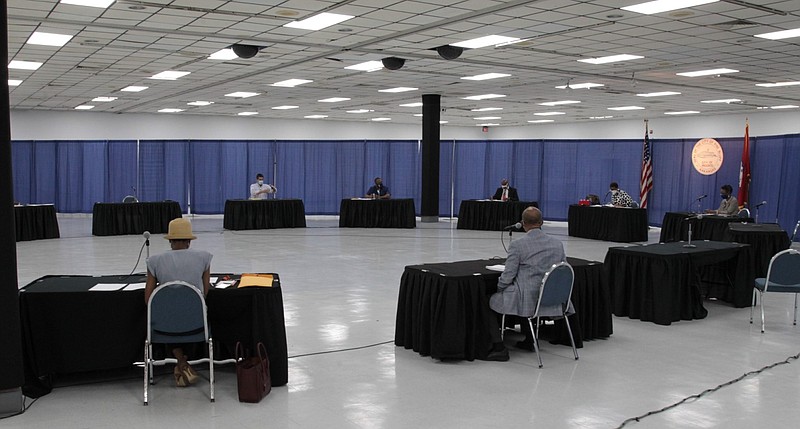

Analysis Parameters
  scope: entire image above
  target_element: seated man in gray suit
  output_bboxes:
[486,206,566,361]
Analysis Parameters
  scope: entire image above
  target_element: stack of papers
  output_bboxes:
[486,265,505,272]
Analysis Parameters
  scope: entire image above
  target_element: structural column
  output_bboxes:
[420,94,440,223]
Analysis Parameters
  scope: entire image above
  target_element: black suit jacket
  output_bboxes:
[492,187,519,201]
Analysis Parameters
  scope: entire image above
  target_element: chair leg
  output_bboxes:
[143,341,150,406]
[563,314,579,361]
[500,314,506,340]
[528,318,543,368]
[759,290,765,333]
[794,294,798,326]
[750,289,756,324]
[209,338,215,403]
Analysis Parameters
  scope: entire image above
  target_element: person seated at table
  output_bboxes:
[486,207,567,361]
[250,173,276,200]
[492,178,519,201]
[366,177,391,199]
[705,184,738,216]
[609,182,635,207]
[145,218,213,387]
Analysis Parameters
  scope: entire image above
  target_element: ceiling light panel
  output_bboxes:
[272,79,313,87]
[622,0,718,15]
[754,28,800,40]
[208,49,238,61]
[121,86,148,92]
[755,81,800,88]
[636,91,681,97]
[664,111,700,115]
[700,99,740,103]
[399,102,423,107]
[74,105,94,110]
[462,94,506,101]
[158,108,183,113]
[378,87,418,93]
[92,96,117,102]
[319,97,350,103]
[149,71,191,80]
[534,112,565,116]
[461,73,511,81]
[284,12,354,31]
[238,112,258,116]
[453,35,520,49]
[555,83,604,89]
[225,92,259,98]
[272,105,299,110]
[8,60,42,70]
[345,61,384,72]
[676,68,738,77]
[27,32,73,47]
[608,106,645,111]
[539,100,580,106]
[60,0,115,7]
[578,54,643,65]
[8,79,22,86]
[471,107,503,112]
[187,101,214,106]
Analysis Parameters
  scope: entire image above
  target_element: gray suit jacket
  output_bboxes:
[489,228,567,317]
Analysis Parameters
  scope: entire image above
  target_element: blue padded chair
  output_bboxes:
[122,195,138,203]
[144,281,214,405]
[501,262,579,368]
[738,208,750,218]
[750,249,800,333]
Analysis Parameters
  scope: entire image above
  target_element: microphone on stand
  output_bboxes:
[696,194,707,201]
[503,222,522,231]
[143,231,151,258]
[603,191,611,203]
[755,201,767,208]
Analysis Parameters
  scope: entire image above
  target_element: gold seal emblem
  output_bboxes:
[692,138,724,175]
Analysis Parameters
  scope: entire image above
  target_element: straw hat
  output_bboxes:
[164,218,196,240]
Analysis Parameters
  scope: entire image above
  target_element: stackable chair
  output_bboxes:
[750,249,800,333]
[738,208,750,218]
[144,281,214,405]
[122,195,139,203]
[791,220,800,250]
[501,262,579,368]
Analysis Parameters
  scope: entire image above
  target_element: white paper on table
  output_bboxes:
[90,283,126,291]
[209,277,218,284]
[215,280,237,289]
[122,282,146,291]
[486,264,505,272]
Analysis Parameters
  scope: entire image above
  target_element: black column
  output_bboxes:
[421,94,440,223]
[0,0,24,393]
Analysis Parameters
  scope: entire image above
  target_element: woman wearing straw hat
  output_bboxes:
[144,218,213,387]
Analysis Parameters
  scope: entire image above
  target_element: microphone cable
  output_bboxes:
[118,240,147,281]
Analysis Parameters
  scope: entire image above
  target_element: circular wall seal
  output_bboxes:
[692,138,724,175]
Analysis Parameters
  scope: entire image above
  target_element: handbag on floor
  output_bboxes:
[235,341,271,403]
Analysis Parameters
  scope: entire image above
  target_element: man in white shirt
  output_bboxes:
[250,173,276,199]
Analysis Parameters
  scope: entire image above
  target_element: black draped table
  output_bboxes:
[395,257,612,361]
[223,199,306,230]
[14,204,60,241]
[339,198,416,228]
[19,273,288,396]
[568,205,648,242]
[659,212,753,243]
[92,201,182,236]
[456,200,539,231]
[606,241,755,326]
[724,223,790,277]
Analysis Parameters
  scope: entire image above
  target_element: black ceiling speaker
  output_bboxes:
[232,44,260,59]
[436,45,463,60]
[381,57,406,70]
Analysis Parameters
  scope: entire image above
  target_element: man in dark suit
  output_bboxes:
[492,179,519,201]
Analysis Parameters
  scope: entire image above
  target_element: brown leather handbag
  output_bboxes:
[235,342,271,403]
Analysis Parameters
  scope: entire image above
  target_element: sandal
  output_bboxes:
[174,366,189,387]
[181,364,200,385]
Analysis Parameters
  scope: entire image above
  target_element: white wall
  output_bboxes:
[10,109,800,141]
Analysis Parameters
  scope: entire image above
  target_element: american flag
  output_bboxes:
[639,122,653,208]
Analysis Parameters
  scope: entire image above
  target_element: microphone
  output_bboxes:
[696,194,707,201]
[143,231,150,246]
[603,191,611,203]
[503,222,522,231]
[755,201,767,208]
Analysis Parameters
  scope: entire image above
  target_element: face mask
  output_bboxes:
[258,180,263,185]
[721,194,729,200]
[611,190,618,194]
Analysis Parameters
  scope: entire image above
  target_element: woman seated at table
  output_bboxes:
[144,218,213,387]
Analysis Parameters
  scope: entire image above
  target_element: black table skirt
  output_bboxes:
[394,257,612,361]
[568,205,648,242]
[659,212,753,243]
[223,199,307,230]
[19,274,288,397]
[605,241,755,325]
[92,201,182,236]
[14,205,60,241]
[456,200,539,231]
[339,198,416,228]
[724,223,790,277]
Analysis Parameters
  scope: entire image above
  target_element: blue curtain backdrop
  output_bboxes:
[10,134,800,230]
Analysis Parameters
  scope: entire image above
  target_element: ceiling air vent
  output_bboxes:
[710,20,759,30]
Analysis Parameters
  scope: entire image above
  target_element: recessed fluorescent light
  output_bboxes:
[347,109,373,113]
[636,91,681,97]
[60,0,115,7]
[478,123,500,126]
[534,112,565,116]
[676,68,738,77]
[578,54,643,64]
[461,73,511,81]
[700,98,741,104]
[754,28,800,41]
[453,35,520,49]
[371,117,391,121]
[471,107,503,112]
[187,101,214,106]
[91,96,117,102]
[665,111,700,115]
[27,31,73,47]
[622,0,718,15]
[399,102,423,107]
[555,82,604,89]
[589,116,614,119]
[272,79,313,87]
[439,121,448,124]
[284,12,354,31]
[238,111,258,116]
[121,86,148,92]
[158,108,183,113]
[208,48,238,60]
[304,115,328,119]
[379,87,418,93]
[74,105,94,110]
[413,114,423,117]
[149,70,190,80]
[770,105,799,109]
[527,119,554,123]
[272,105,299,110]
[608,106,645,111]
[474,116,501,120]
[345,61,384,72]
[8,79,22,86]
[8,60,42,70]
[225,92,260,98]
[318,97,350,103]
[462,94,506,101]
[755,81,800,88]
[539,100,580,106]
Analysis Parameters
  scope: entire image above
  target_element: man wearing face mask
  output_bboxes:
[609,182,635,207]
[706,184,738,215]
[492,179,519,202]
[250,173,276,200]
[366,177,391,199]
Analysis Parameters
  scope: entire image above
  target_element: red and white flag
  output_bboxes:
[639,121,653,208]
[737,120,750,207]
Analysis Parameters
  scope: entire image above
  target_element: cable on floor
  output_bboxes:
[0,396,38,420]
[614,351,800,428]
[288,340,394,359]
